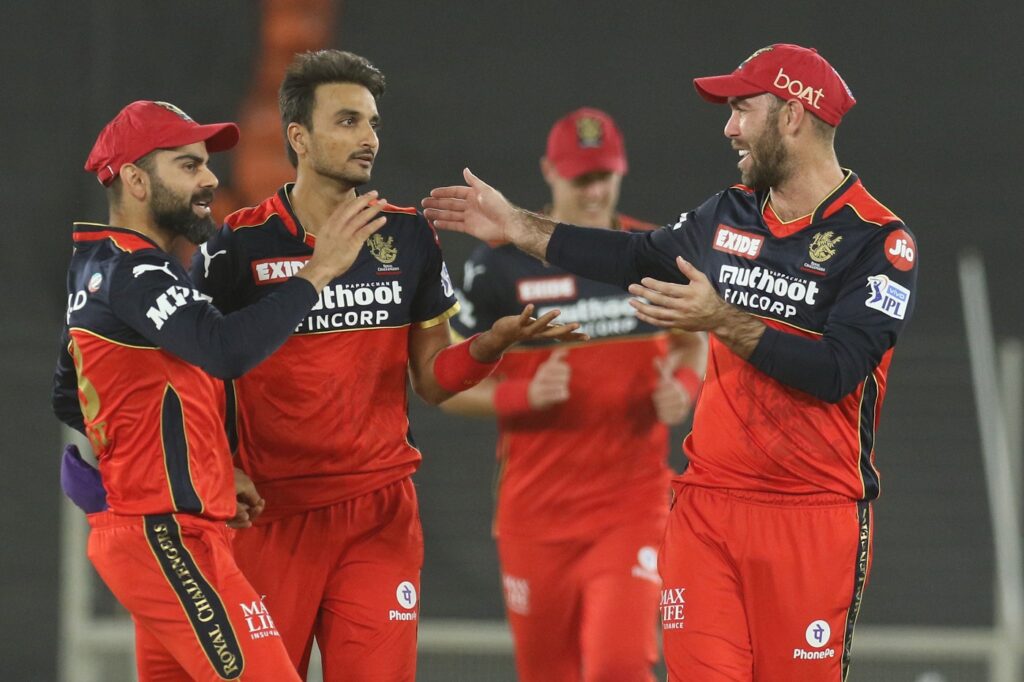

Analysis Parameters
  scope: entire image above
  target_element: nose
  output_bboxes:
[200,165,219,190]
[363,122,379,151]
[724,110,741,139]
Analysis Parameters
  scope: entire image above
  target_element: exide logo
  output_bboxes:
[773,68,825,109]
[252,257,311,285]
[713,225,764,259]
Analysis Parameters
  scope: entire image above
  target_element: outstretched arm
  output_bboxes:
[423,169,557,261]
[409,306,586,405]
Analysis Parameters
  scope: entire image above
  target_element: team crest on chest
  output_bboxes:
[802,231,842,276]
[808,231,842,263]
[367,234,398,264]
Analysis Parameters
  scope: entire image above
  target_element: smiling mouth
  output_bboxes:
[193,199,212,215]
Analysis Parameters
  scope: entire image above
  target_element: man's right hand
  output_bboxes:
[423,169,558,261]
[299,191,388,290]
[527,347,572,410]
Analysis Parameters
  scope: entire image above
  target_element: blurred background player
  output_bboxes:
[190,50,584,682]
[52,100,388,681]
[442,107,705,682]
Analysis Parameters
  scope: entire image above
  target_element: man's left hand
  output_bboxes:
[229,467,265,529]
[472,304,588,362]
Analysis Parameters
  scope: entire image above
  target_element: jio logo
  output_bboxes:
[805,620,831,648]
[396,581,418,610]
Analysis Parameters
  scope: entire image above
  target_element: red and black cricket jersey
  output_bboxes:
[52,223,320,518]
[451,215,674,541]
[547,171,918,501]
[191,185,460,520]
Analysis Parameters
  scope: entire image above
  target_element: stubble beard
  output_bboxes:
[742,115,792,192]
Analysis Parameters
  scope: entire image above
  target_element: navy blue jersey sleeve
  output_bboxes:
[545,201,714,289]
[450,245,508,338]
[749,223,919,402]
[110,251,318,379]
[189,226,242,313]
[411,215,460,326]
[51,326,86,434]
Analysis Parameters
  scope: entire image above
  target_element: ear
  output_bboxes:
[780,100,807,136]
[539,157,557,186]
[287,122,308,160]
[119,163,149,201]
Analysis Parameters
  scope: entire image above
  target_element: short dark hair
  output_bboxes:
[279,50,386,167]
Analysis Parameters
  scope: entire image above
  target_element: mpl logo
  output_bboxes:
[865,274,910,320]
[773,68,825,110]
[389,581,418,622]
[713,224,763,259]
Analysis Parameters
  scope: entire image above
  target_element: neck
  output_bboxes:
[108,206,178,252]
[291,169,359,233]
[767,150,845,222]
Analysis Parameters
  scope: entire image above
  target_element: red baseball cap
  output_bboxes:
[545,107,628,179]
[693,44,856,126]
[85,100,239,186]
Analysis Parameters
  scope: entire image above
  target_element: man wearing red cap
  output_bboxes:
[51,99,390,681]
[186,50,583,682]
[425,43,918,681]
[441,107,705,682]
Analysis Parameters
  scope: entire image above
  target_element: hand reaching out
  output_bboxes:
[472,304,588,362]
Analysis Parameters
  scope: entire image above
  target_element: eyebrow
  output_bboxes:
[334,108,381,123]
[172,153,207,164]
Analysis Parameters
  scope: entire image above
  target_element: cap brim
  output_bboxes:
[693,74,765,103]
[159,122,240,154]
[552,156,628,180]
[195,122,239,153]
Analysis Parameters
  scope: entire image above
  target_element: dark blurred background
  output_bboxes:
[2,1,1021,679]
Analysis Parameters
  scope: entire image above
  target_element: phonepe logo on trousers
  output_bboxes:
[660,587,686,630]
[794,619,836,661]
[389,581,418,622]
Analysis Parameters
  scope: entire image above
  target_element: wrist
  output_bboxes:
[434,334,500,392]
[295,262,331,292]
[493,379,533,417]
[469,330,506,363]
